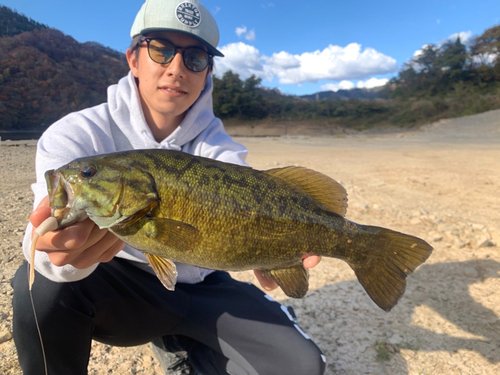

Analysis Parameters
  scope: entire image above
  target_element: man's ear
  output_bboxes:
[126,49,139,78]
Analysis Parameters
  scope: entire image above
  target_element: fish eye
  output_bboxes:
[80,165,97,179]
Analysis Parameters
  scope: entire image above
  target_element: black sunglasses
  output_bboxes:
[140,37,213,72]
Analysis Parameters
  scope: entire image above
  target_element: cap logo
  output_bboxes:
[176,2,202,28]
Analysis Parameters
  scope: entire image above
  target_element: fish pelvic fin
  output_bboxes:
[265,166,348,217]
[263,265,310,298]
[145,254,178,291]
[349,227,433,311]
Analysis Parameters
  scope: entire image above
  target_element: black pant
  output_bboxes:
[12,259,326,375]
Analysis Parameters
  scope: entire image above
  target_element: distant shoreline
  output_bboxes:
[3,108,500,142]
[0,130,44,141]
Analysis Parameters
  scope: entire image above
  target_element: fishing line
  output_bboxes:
[28,216,59,375]
[28,269,48,375]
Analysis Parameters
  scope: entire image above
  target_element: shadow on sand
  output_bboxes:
[283,259,500,374]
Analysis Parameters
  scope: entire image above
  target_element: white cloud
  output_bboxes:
[245,29,256,41]
[320,77,389,92]
[275,43,396,84]
[235,26,247,37]
[321,81,355,92]
[235,26,256,41]
[214,42,398,86]
[215,42,265,78]
[264,51,301,69]
[357,77,389,89]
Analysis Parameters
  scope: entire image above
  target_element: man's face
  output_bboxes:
[127,31,209,128]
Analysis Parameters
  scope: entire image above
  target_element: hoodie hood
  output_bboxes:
[107,71,220,151]
[165,73,218,147]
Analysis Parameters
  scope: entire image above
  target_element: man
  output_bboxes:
[12,1,326,374]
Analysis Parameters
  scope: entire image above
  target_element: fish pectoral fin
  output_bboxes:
[144,217,201,253]
[263,265,310,299]
[145,253,178,291]
[265,166,348,217]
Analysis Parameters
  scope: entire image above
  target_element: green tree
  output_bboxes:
[213,71,244,117]
[413,44,440,74]
[213,72,268,119]
[437,38,467,71]
[470,24,500,65]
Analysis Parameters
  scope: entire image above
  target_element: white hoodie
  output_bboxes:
[23,71,248,284]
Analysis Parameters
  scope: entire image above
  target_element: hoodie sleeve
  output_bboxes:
[23,111,114,283]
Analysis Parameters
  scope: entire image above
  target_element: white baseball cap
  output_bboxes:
[130,0,224,57]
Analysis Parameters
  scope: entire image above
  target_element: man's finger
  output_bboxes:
[30,196,51,227]
[254,270,278,291]
[303,255,321,269]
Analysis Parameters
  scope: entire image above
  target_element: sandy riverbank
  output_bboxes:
[1,110,499,374]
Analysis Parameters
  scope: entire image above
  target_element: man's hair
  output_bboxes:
[130,35,143,60]
[129,34,214,72]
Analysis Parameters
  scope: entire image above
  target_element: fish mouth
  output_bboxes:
[45,170,88,228]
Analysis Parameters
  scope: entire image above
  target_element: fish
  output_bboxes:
[33,149,433,311]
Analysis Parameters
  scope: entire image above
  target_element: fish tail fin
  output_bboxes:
[347,227,433,311]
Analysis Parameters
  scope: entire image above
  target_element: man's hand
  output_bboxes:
[254,256,322,291]
[30,196,125,269]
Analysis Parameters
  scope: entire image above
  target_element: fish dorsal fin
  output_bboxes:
[263,265,310,298]
[145,253,178,291]
[265,166,348,217]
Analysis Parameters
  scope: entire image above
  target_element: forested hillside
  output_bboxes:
[0,6,129,130]
[1,4,500,133]
[0,5,47,36]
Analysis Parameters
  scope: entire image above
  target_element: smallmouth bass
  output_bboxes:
[34,149,432,311]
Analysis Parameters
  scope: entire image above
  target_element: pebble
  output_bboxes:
[428,231,443,242]
[476,236,494,248]
[0,330,12,344]
[388,334,403,345]
[463,266,479,278]
[453,236,466,248]
[472,223,486,231]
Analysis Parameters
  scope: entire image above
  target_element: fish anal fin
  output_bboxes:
[264,265,310,298]
[145,253,178,291]
[265,166,348,216]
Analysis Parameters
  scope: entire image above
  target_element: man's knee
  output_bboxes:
[276,338,326,375]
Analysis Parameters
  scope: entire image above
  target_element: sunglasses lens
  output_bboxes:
[147,39,176,65]
[145,38,210,72]
[183,48,209,72]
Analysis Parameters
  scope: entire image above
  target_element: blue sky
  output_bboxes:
[4,0,500,95]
